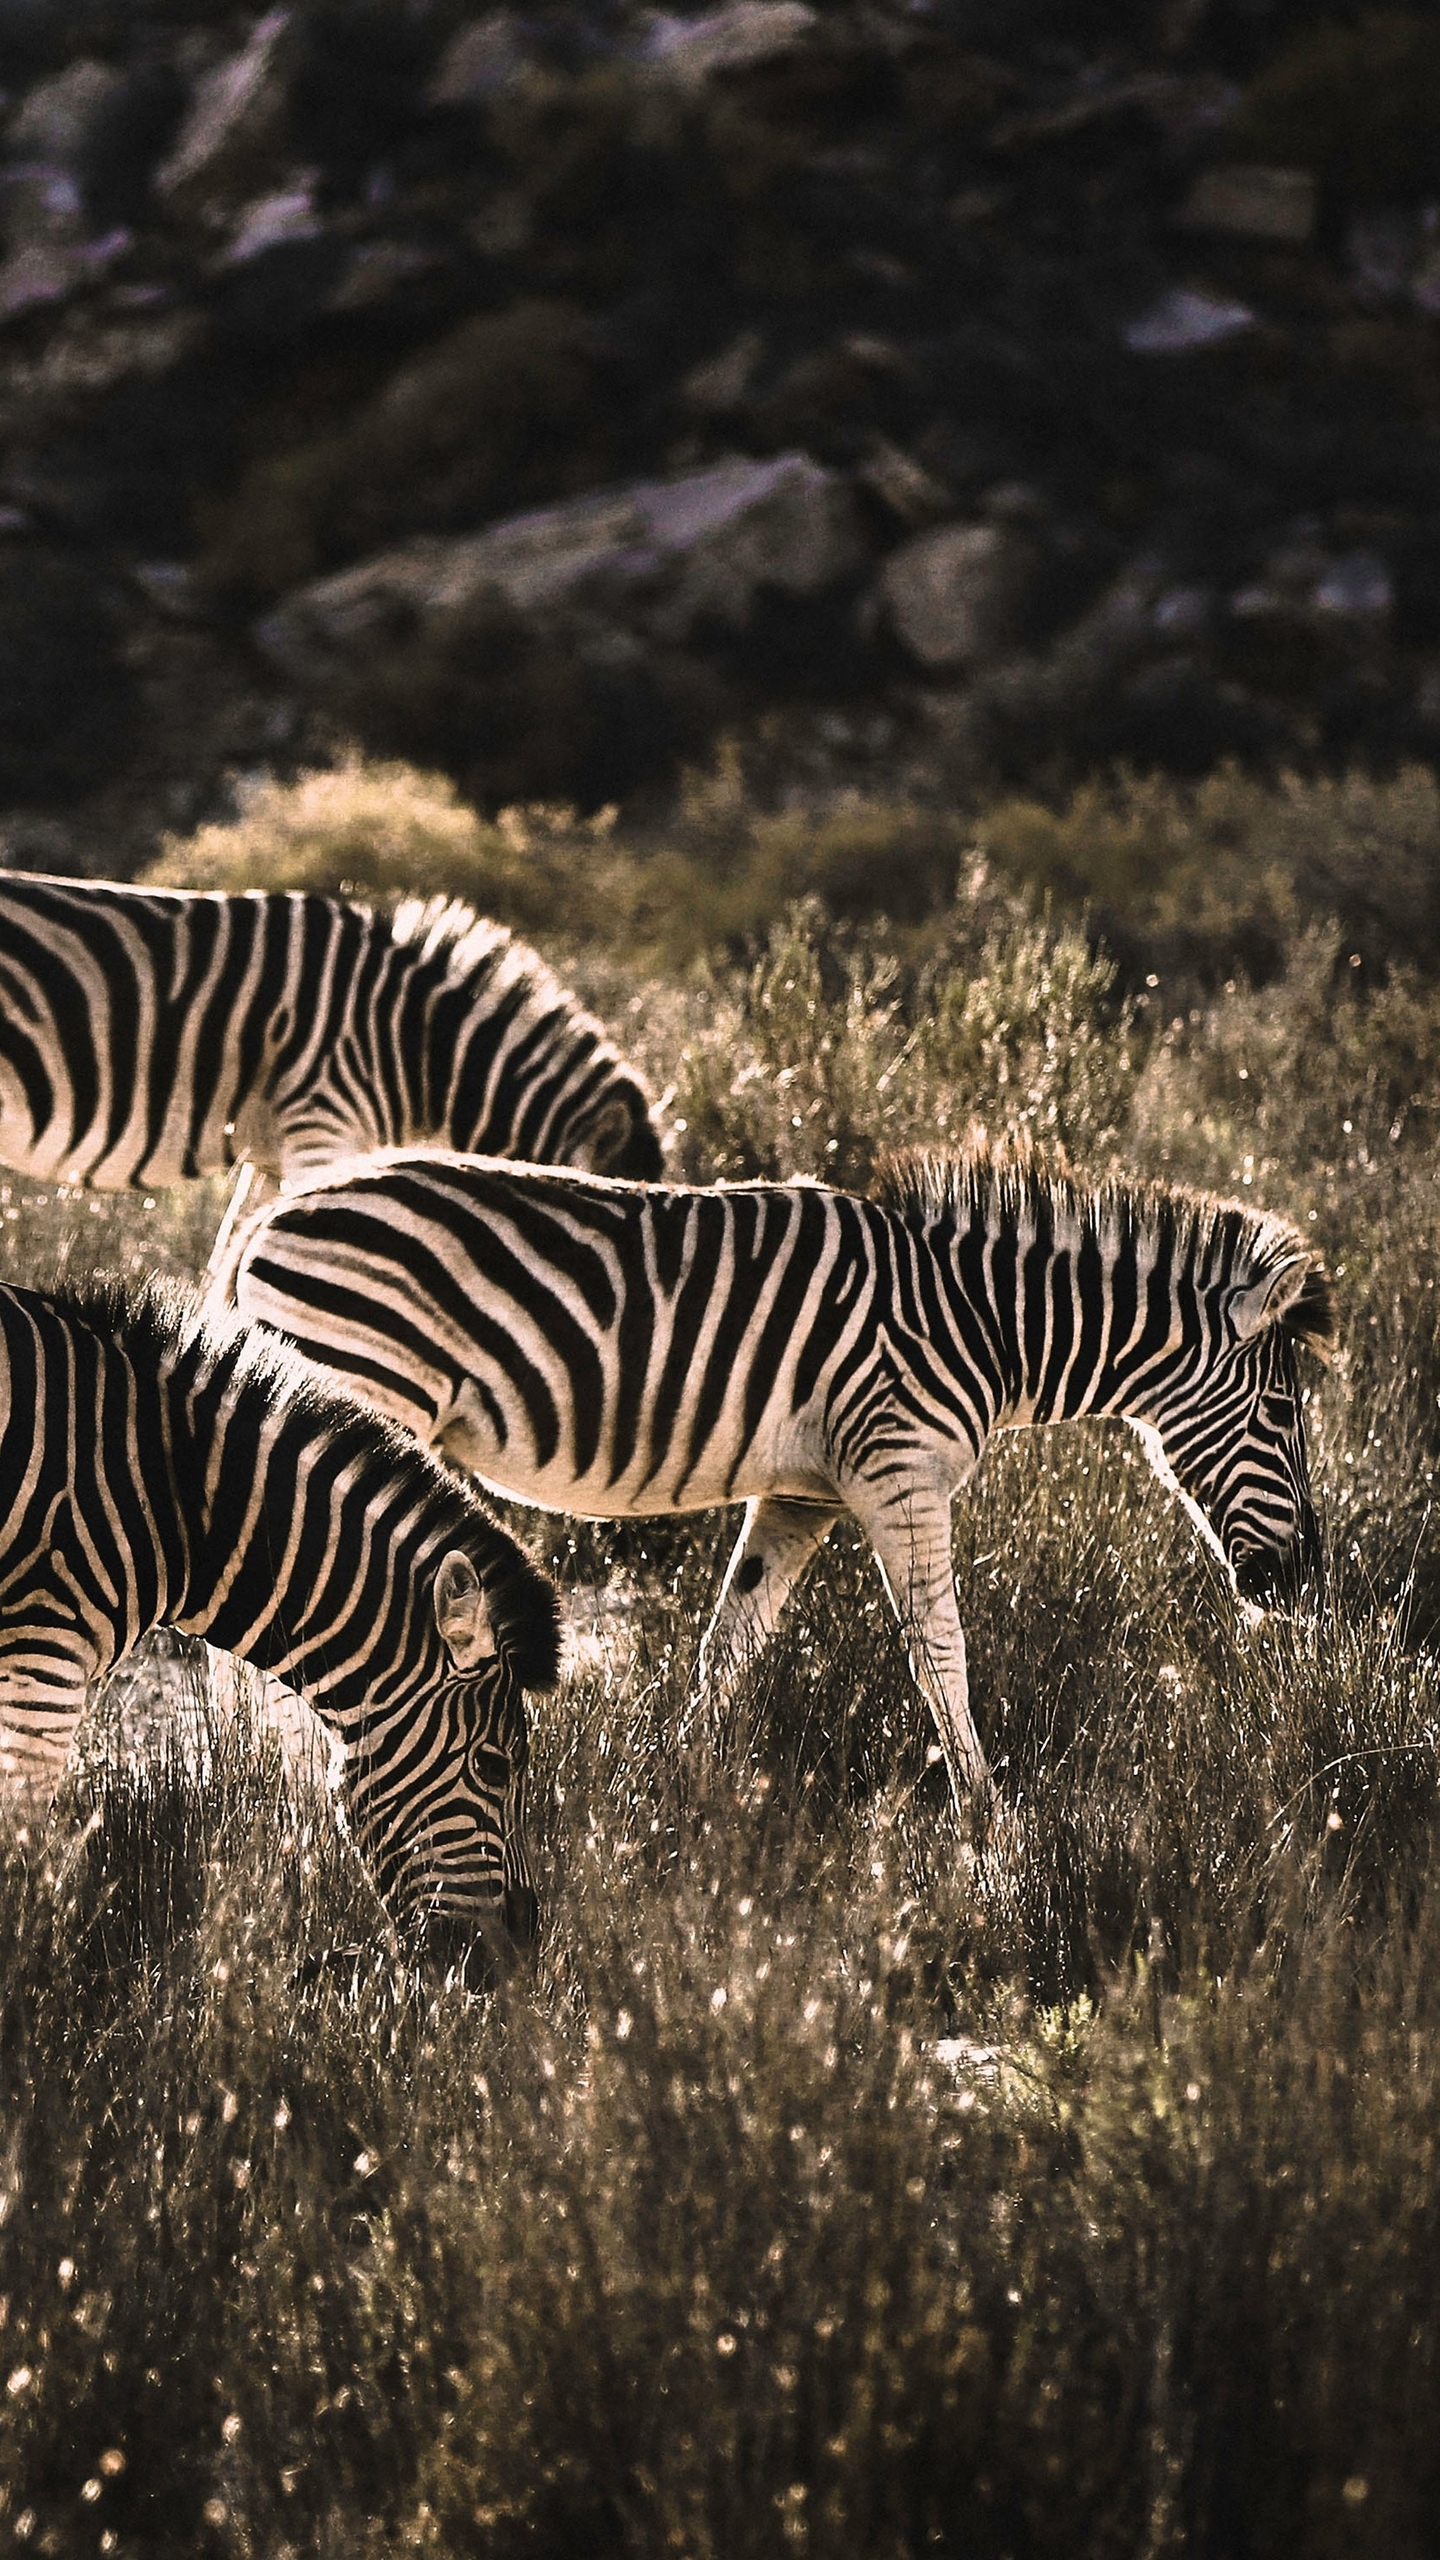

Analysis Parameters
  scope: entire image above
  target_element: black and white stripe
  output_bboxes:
[217,1141,1333,1798]
[0,1277,559,1967]
[0,871,661,1191]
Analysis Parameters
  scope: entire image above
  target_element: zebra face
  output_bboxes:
[1142,1323,1322,1608]
[416,1550,537,1977]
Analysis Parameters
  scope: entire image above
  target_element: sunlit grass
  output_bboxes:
[4,872,1440,2552]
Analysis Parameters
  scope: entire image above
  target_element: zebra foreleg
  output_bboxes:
[846,1481,992,1807]
[698,1495,842,1707]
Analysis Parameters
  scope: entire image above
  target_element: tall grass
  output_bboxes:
[6,778,1440,2553]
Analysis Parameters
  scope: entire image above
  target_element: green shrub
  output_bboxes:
[672,896,1135,1187]
[198,300,609,599]
[973,763,1440,981]
[143,757,626,944]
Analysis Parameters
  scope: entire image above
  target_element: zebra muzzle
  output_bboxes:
[1234,1537,1323,1611]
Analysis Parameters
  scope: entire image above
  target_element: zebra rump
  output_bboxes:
[216,1139,1334,1807]
[0,871,662,1189]
[0,1273,559,1970]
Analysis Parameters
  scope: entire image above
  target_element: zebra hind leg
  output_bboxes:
[696,1496,842,1732]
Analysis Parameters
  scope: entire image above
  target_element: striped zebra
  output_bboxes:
[0,869,661,1196]
[215,1141,1333,1802]
[0,1276,559,1969]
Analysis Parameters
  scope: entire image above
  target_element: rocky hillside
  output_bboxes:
[3,0,1440,870]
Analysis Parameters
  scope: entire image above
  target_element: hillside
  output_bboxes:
[3,0,1440,872]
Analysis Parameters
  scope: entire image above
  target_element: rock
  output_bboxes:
[1174,164,1315,245]
[155,11,294,220]
[680,329,766,417]
[6,59,125,170]
[1123,286,1256,354]
[0,158,84,249]
[0,227,129,324]
[1313,550,1392,623]
[875,521,1031,670]
[639,2,816,90]
[256,452,863,686]
[1414,244,1440,319]
[1346,208,1423,303]
[857,437,953,529]
[425,15,534,107]
[220,181,321,266]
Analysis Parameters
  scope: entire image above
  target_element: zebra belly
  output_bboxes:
[441,1380,835,1522]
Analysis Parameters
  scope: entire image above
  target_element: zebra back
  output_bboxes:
[0,871,661,1189]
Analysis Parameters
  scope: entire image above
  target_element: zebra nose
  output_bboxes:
[422,1895,532,1989]
[1234,1536,1323,1611]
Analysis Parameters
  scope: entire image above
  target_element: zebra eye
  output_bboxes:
[468,1744,513,1796]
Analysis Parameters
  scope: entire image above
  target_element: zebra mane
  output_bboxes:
[388,895,518,979]
[39,1275,562,1686]
[870,1137,1336,1356]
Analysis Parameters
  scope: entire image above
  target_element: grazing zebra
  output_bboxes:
[215,1141,1333,1802]
[0,870,662,1195]
[0,1276,559,1969]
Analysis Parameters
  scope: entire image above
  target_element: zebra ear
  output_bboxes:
[435,1551,498,1670]
[1227,1253,1313,1344]
[585,1098,634,1173]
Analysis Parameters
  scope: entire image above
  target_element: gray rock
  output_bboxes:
[6,59,125,165]
[639,2,816,89]
[1313,550,1392,623]
[426,15,534,107]
[0,160,82,249]
[857,437,953,529]
[0,228,129,324]
[1122,285,1255,354]
[875,521,1031,671]
[680,329,766,416]
[1345,208,1422,303]
[156,11,294,220]
[220,181,321,266]
[256,452,863,685]
[1174,165,1315,246]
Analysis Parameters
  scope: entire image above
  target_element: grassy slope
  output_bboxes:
[3,847,1440,2556]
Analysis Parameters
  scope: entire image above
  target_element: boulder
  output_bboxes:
[155,11,295,220]
[1174,164,1315,244]
[6,59,126,167]
[639,2,816,89]
[1122,285,1256,354]
[425,15,535,107]
[875,521,1032,670]
[256,452,863,686]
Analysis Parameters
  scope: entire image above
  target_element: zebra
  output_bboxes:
[213,1139,1333,1804]
[0,870,662,1202]
[0,1275,559,1970]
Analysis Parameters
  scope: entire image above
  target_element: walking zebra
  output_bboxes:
[215,1141,1333,1801]
[0,870,661,1195]
[0,1276,559,1968]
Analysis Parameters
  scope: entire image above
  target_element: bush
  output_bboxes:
[972,762,1440,985]
[672,893,1135,1188]
[198,300,611,599]
[143,757,628,944]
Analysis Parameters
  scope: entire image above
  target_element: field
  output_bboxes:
[4,766,1440,2557]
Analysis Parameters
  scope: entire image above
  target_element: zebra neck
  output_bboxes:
[985,1218,1169,1430]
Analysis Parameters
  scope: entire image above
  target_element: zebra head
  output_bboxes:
[1134,1246,1332,1609]
[344,1547,560,1983]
